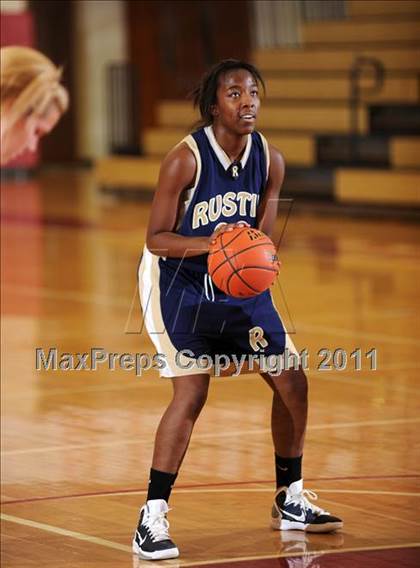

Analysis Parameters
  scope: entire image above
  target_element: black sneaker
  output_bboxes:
[271,480,343,533]
[132,499,179,560]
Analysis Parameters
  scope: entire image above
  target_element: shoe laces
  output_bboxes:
[144,508,171,542]
[288,489,329,516]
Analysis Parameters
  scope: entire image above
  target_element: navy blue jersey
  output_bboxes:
[164,125,270,273]
[138,126,298,378]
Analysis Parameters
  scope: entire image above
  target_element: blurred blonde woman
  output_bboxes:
[1,46,68,165]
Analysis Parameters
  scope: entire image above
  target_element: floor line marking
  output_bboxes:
[3,485,420,506]
[0,513,131,552]
[108,488,420,499]
[314,489,420,497]
[2,513,419,565]
[3,416,419,456]
[319,496,420,528]
[176,543,420,567]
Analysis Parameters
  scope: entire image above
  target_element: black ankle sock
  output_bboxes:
[147,468,178,503]
[275,454,302,488]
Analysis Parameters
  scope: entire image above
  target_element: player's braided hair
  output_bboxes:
[190,59,265,128]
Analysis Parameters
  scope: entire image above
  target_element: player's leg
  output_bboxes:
[261,366,307,458]
[151,372,210,473]
[133,373,210,560]
[262,368,343,533]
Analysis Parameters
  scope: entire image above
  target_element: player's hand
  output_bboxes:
[209,221,250,245]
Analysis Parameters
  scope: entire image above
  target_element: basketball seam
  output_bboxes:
[210,241,276,280]
[237,266,278,272]
[208,227,249,256]
[228,266,278,297]
[219,231,240,284]
[226,267,260,295]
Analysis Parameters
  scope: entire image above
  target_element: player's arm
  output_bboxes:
[256,146,285,238]
[146,143,210,258]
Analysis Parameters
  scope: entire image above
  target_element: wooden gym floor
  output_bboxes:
[1,169,419,567]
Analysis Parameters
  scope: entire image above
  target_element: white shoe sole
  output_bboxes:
[271,518,343,533]
[132,539,180,560]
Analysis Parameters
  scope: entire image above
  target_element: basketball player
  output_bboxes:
[133,59,342,560]
[1,46,68,166]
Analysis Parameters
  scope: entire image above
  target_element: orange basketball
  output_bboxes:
[208,226,280,298]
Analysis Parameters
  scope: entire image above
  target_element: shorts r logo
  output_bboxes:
[249,326,268,351]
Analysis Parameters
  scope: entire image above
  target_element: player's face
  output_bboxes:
[1,103,61,165]
[212,69,261,135]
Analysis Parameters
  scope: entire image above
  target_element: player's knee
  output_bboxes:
[173,380,209,418]
[279,367,308,402]
[181,390,208,418]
